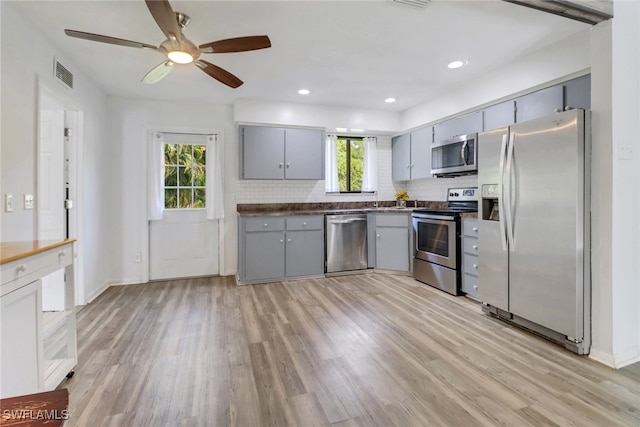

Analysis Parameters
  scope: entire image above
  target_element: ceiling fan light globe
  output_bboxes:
[167,51,193,64]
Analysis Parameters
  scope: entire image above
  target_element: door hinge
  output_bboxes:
[64,199,73,209]
[64,128,72,138]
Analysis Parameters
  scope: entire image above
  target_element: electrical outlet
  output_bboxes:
[134,252,142,263]
[24,194,34,210]
[5,194,13,212]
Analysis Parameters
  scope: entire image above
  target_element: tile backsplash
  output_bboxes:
[233,135,479,205]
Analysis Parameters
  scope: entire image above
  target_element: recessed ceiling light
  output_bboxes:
[350,129,365,133]
[336,127,348,132]
[385,98,396,103]
[298,89,310,95]
[447,60,467,69]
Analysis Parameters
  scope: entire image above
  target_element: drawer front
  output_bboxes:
[463,253,479,277]
[463,236,478,255]
[375,213,409,227]
[245,217,286,232]
[463,274,479,298]
[1,243,73,296]
[286,215,324,231]
[463,219,479,237]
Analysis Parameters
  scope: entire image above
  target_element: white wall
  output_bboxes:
[1,2,112,304]
[106,97,236,281]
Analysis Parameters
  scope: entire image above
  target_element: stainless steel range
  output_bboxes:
[412,187,478,296]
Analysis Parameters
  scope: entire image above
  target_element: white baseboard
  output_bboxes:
[589,347,640,369]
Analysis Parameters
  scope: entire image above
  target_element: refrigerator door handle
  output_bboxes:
[498,134,508,251]
[505,131,516,251]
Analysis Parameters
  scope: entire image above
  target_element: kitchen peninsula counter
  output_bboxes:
[0,239,76,265]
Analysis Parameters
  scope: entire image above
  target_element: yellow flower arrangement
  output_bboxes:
[395,190,410,201]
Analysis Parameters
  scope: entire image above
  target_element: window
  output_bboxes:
[337,137,364,192]
[164,143,206,209]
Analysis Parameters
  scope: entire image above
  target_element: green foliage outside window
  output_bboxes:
[164,144,206,209]
[337,137,364,192]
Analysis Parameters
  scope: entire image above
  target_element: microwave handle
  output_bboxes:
[460,140,468,165]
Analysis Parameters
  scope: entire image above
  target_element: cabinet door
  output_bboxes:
[515,85,563,123]
[564,74,590,111]
[1,281,42,398]
[242,126,285,179]
[286,230,324,277]
[392,133,411,181]
[285,129,325,180]
[244,231,286,281]
[375,227,410,271]
[434,111,483,142]
[410,127,432,180]
[483,101,515,131]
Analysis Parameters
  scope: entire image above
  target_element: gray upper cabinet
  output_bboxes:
[564,74,591,111]
[483,100,515,132]
[434,111,483,142]
[392,127,432,181]
[515,85,563,123]
[241,126,325,180]
[392,133,411,181]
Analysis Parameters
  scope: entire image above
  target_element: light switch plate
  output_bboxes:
[5,193,13,212]
[24,194,34,210]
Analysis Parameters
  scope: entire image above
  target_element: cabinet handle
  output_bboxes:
[279,163,283,169]
[302,222,307,226]
[472,245,478,250]
[472,227,478,232]
[287,238,292,243]
[279,239,284,243]
[376,234,381,238]
[286,163,290,168]
[59,250,67,256]
[473,264,478,269]
[17,264,27,272]
[474,285,478,290]
[406,164,411,169]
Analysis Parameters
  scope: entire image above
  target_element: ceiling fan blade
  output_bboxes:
[194,60,243,88]
[199,36,272,53]
[64,29,157,50]
[141,60,174,84]
[145,0,182,46]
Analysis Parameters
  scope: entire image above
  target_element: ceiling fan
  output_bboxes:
[64,0,271,88]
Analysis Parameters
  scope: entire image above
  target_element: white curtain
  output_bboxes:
[325,134,339,192]
[206,135,225,220]
[147,132,165,220]
[361,137,378,192]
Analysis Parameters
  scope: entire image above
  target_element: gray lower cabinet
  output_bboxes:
[462,217,479,299]
[239,215,324,283]
[241,125,325,180]
[372,213,411,272]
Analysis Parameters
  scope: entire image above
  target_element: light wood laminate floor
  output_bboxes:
[63,274,640,426]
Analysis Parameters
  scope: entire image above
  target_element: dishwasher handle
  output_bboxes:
[327,217,367,224]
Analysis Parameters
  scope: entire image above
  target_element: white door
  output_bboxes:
[149,134,220,281]
[38,92,66,311]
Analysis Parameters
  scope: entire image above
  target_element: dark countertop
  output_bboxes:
[236,201,478,218]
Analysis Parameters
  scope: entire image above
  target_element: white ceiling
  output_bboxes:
[12,0,589,112]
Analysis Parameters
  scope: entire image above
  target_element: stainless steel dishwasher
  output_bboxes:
[325,214,368,273]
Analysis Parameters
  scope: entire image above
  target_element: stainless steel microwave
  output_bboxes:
[431,133,478,177]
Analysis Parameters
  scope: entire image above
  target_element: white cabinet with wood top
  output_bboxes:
[0,240,77,398]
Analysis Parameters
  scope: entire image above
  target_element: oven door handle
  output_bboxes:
[412,214,455,221]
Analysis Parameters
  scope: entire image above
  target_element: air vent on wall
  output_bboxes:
[54,59,74,89]
[390,0,431,9]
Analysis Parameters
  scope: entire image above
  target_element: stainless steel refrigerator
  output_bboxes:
[478,109,590,354]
